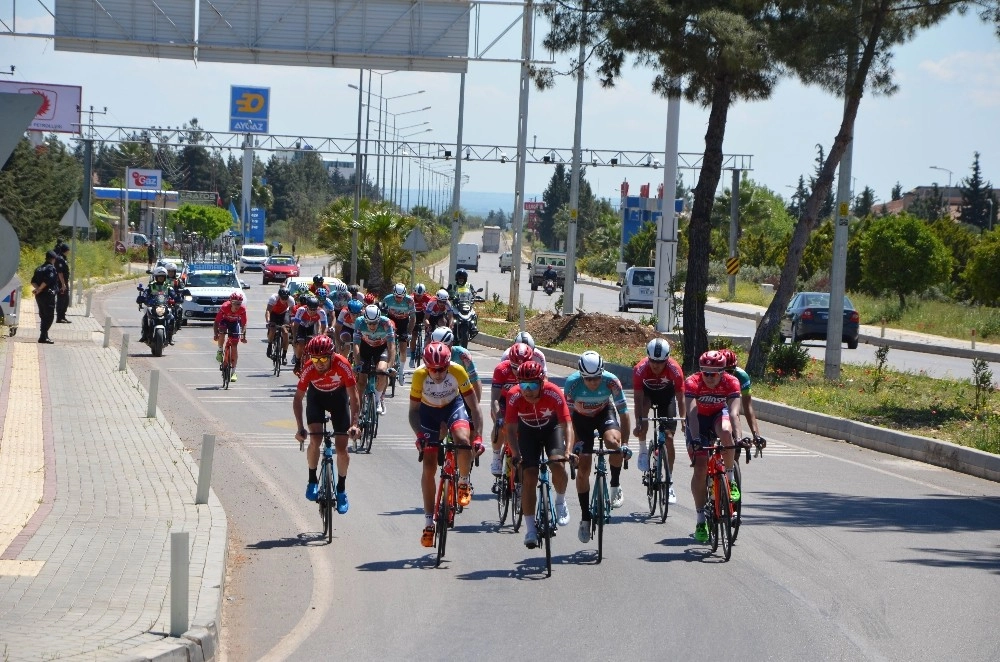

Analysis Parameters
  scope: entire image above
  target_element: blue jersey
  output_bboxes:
[382,293,415,321]
[451,345,479,384]
[354,316,396,347]
[732,366,751,393]
[564,370,629,417]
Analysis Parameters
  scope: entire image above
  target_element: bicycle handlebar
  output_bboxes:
[637,416,685,422]
[738,435,767,463]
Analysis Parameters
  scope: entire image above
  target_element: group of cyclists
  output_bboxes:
[212,263,766,549]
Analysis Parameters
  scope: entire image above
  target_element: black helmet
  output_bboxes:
[278,287,290,299]
[306,296,319,309]
[313,274,324,285]
[455,268,468,284]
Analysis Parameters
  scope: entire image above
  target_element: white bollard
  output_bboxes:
[485,282,489,301]
[170,531,189,637]
[579,292,584,310]
[75,280,83,304]
[119,334,129,371]
[880,318,886,338]
[147,370,159,418]
[85,290,93,317]
[519,305,526,332]
[528,290,535,311]
[103,316,112,348]
[196,434,217,505]
[971,329,976,350]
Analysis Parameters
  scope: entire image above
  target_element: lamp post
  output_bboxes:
[988,197,994,232]
[930,165,953,216]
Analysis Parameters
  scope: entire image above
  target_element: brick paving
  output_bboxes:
[0,295,225,661]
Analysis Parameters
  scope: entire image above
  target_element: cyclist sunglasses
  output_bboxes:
[519,381,542,392]
[310,356,331,365]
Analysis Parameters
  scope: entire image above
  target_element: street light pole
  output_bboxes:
[930,165,953,216]
[350,71,363,284]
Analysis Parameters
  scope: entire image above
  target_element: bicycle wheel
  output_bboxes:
[708,478,720,553]
[730,461,743,543]
[593,480,605,564]
[435,481,450,567]
[321,461,334,544]
[496,456,510,527]
[539,487,553,577]
[511,465,523,533]
[221,360,231,390]
[718,477,733,561]
[645,453,657,518]
[658,451,670,524]
[360,392,375,453]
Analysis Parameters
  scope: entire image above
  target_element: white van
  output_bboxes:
[456,243,480,272]
[239,244,269,272]
[0,274,21,337]
[618,266,656,312]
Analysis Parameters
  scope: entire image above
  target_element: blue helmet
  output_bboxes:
[347,299,363,314]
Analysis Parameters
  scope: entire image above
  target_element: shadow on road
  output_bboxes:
[895,546,1000,574]
[246,533,326,549]
[356,557,435,571]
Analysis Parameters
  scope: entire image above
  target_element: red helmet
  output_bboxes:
[229,291,244,302]
[509,342,533,365]
[423,342,452,369]
[517,360,544,382]
[364,292,377,305]
[719,348,738,369]
[699,350,727,372]
[306,335,334,356]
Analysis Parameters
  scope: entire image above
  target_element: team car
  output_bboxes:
[180,262,250,322]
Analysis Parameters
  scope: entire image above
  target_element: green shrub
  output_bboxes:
[768,341,810,377]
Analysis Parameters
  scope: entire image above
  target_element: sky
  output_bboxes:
[2,3,999,207]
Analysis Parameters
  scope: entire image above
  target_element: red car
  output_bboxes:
[261,255,300,285]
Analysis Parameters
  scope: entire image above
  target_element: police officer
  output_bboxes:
[31,251,60,344]
[54,242,71,323]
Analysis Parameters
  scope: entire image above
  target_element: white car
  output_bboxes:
[499,252,513,273]
[180,265,249,323]
[618,266,655,312]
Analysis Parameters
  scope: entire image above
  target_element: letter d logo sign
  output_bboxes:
[236,93,264,113]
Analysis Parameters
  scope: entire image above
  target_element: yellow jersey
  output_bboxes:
[410,363,474,407]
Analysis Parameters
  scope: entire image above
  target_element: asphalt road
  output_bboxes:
[96,271,1000,662]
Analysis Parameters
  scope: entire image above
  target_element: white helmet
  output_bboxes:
[646,338,671,361]
[392,283,407,296]
[513,331,535,350]
[415,283,426,295]
[363,304,381,322]
[436,288,450,302]
[431,327,454,345]
[578,351,604,377]
[152,266,168,278]
[162,262,177,273]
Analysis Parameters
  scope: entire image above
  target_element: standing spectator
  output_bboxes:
[291,240,296,254]
[54,242,71,323]
[277,242,283,254]
[31,251,60,344]
[146,242,155,271]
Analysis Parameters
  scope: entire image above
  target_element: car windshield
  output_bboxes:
[801,294,855,310]
[243,247,267,257]
[632,271,655,287]
[268,257,293,266]
[188,273,240,288]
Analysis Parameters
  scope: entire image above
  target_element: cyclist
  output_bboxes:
[409,342,484,548]
[293,336,361,513]
[309,274,325,294]
[331,282,352,314]
[504,361,573,547]
[314,287,336,316]
[564,350,631,543]
[411,283,433,365]
[501,330,548,374]
[265,287,293,363]
[632,338,686,504]
[214,292,248,382]
[139,266,176,344]
[353,304,396,415]
[382,283,416,370]
[334,299,364,355]
[292,296,328,375]
[425,289,453,333]
[685,350,743,544]
[719,348,765,444]
[489,342,534,476]
[430,327,481,401]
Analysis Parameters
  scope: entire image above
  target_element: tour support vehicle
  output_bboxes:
[239,243,270,272]
[529,251,567,291]
[180,262,249,323]
[618,266,656,312]
[0,274,21,337]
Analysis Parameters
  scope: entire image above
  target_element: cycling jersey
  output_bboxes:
[504,381,571,429]
[684,372,741,416]
[412,292,433,313]
[214,301,247,328]
[491,359,520,396]
[500,346,548,373]
[266,293,292,316]
[731,366,752,393]
[333,291,352,310]
[563,371,629,418]
[336,308,357,331]
[382,293,415,321]
[316,297,335,314]
[632,357,685,396]
[451,345,479,384]
[353,316,396,348]
[410,363,474,407]
[425,300,451,321]
[293,307,328,329]
[296,355,356,392]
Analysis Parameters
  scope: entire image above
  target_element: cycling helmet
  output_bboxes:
[517,360,544,383]
[509,342,533,365]
[513,331,535,350]
[348,285,359,296]
[430,327,454,345]
[347,299,363,314]
[455,268,468,284]
[415,283,426,295]
[578,351,604,377]
[392,283,407,296]
[436,289,450,301]
[423,341,452,369]
[315,287,329,298]
[313,274,324,285]
[278,287,290,299]
[362,304,381,322]
[306,335,335,356]
[646,338,671,361]
[229,291,244,303]
[305,296,319,309]
[699,350,727,372]
[152,266,168,278]
[719,348,738,369]
[364,293,377,305]
[335,282,348,293]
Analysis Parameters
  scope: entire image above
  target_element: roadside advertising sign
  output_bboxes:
[0,81,82,133]
[229,86,270,133]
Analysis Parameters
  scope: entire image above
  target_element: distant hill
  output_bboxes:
[400,190,543,216]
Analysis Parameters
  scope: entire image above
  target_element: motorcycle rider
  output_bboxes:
[449,268,480,340]
[163,261,184,333]
[139,266,176,344]
[543,264,558,292]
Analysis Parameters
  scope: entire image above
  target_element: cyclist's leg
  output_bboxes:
[330,390,352,480]
[687,426,710,511]
[304,389,326,489]
[446,401,473,483]
[571,412,597,515]
[545,424,569,495]
[281,325,290,358]
[634,393,651,457]
[713,409,736,470]
[418,406,445,527]
[267,321,276,345]
[375,355,390,396]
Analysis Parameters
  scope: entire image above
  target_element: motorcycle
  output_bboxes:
[452,288,484,349]
[543,279,556,296]
[137,285,172,357]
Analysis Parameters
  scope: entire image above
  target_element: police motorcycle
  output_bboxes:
[451,286,485,349]
[542,267,559,296]
[136,271,175,357]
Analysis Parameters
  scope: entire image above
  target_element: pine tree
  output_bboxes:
[853,185,876,217]
[786,175,809,220]
[809,145,835,220]
[538,164,569,249]
[891,182,903,201]
[958,151,997,231]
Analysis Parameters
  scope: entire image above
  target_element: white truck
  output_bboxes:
[456,242,480,272]
[481,226,501,253]
[529,250,567,291]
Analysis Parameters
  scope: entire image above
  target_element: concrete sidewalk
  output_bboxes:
[0,296,226,660]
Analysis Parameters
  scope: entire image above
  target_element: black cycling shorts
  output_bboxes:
[642,391,679,433]
[358,342,388,373]
[306,386,351,429]
[515,423,565,468]
[571,406,620,454]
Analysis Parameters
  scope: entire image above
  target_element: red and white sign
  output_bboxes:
[524,201,544,211]
[127,168,163,189]
[0,81,82,134]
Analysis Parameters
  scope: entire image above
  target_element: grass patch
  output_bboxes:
[17,241,136,293]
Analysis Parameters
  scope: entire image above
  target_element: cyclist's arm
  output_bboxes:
[685,394,700,440]
[503,399,520,458]
[407,398,422,436]
[264,304,272,324]
[740,392,759,438]
[490,383,504,421]
[292,388,307,435]
[727,395,742,441]
[461,387,483,434]
[347,385,361,426]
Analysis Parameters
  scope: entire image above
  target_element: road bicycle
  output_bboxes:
[639,407,684,523]
[577,432,630,564]
[412,324,426,368]
[389,337,406,397]
[526,453,574,578]
[493,430,522,531]
[301,416,351,544]
[353,364,389,454]
[700,435,755,561]
[730,434,766,543]
[266,324,287,377]
[218,327,244,389]
[420,436,477,567]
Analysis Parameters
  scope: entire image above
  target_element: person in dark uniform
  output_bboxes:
[31,251,60,344]
[147,242,156,271]
[54,242,71,323]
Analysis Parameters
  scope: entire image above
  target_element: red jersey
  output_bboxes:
[296,354,357,392]
[413,292,433,312]
[633,357,685,396]
[684,372,741,416]
[426,300,450,318]
[492,360,520,395]
[214,301,247,327]
[504,381,571,429]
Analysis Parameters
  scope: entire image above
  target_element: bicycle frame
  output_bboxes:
[640,408,683,523]
[430,437,474,567]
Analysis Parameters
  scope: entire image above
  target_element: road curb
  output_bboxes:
[472,332,1000,484]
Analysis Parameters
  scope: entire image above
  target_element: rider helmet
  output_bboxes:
[347,299,364,314]
[364,293,377,305]
[436,289,450,302]
[430,327,454,345]
[348,285,359,296]
[699,350,727,372]
[362,304,381,323]
[509,342,533,366]
[392,283,407,297]
[455,268,468,285]
[415,283,426,295]
[278,287,290,299]
[163,262,177,274]
[578,351,604,377]
[305,296,319,310]
[229,291,245,304]
[423,342,452,369]
[517,360,544,383]
[312,274,324,285]
[315,287,328,299]
[306,335,335,356]
[719,348,738,369]
[646,338,671,362]
[335,282,348,293]
[513,331,535,350]
[152,266,168,279]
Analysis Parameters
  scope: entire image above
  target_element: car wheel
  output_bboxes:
[239,267,245,273]
[847,337,859,350]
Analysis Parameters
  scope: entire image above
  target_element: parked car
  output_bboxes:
[499,252,513,273]
[617,266,656,312]
[779,291,860,349]
[261,255,300,284]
